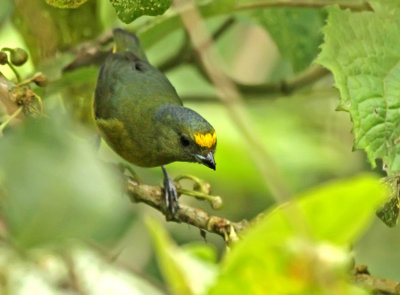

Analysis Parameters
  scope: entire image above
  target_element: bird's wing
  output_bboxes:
[95,52,183,123]
[95,29,183,122]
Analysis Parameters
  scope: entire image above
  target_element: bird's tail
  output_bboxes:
[112,28,148,61]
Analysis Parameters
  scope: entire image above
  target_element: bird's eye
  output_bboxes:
[180,136,190,147]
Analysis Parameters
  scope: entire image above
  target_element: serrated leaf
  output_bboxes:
[44,0,88,8]
[317,7,400,174]
[251,8,324,73]
[110,0,172,24]
[208,175,384,294]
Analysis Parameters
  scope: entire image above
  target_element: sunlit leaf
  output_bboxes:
[208,175,384,294]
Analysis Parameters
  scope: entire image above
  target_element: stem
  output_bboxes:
[0,106,23,135]
[178,188,215,202]
[174,174,210,194]
[235,1,373,12]
[6,62,21,82]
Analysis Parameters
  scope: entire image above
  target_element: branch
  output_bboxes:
[151,17,236,73]
[354,265,400,295]
[62,17,328,99]
[62,31,113,72]
[126,179,248,241]
[235,1,373,12]
[192,64,330,97]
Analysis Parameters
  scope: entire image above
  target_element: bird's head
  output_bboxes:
[155,105,217,170]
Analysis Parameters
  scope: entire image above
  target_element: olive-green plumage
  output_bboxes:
[94,29,216,169]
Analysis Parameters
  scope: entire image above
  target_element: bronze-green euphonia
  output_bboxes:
[94,29,217,216]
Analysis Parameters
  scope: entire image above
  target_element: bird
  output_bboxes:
[94,28,217,217]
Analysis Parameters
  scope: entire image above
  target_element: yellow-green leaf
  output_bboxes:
[110,0,172,24]
[208,175,385,294]
[146,218,217,295]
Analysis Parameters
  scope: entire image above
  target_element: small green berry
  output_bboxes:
[211,196,223,210]
[0,52,7,65]
[10,48,28,66]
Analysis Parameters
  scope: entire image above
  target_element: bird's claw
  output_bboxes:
[163,174,179,220]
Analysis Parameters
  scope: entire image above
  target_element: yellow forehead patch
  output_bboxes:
[194,132,216,148]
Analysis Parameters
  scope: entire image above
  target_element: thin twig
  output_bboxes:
[235,1,373,12]
[126,179,248,240]
[192,64,330,97]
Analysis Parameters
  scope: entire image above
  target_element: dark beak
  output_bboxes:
[195,152,216,170]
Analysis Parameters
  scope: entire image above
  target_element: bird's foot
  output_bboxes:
[162,166,179,220]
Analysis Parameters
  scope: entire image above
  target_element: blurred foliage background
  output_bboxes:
[0,0,399,294]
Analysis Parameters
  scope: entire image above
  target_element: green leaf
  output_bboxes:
[0,114,133,248]
[317,7,400,174]
[44,0,88,8]
[146,218,217,295]
[110,0,172,24]
[251,8,324,73]
[208,175,384,294]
